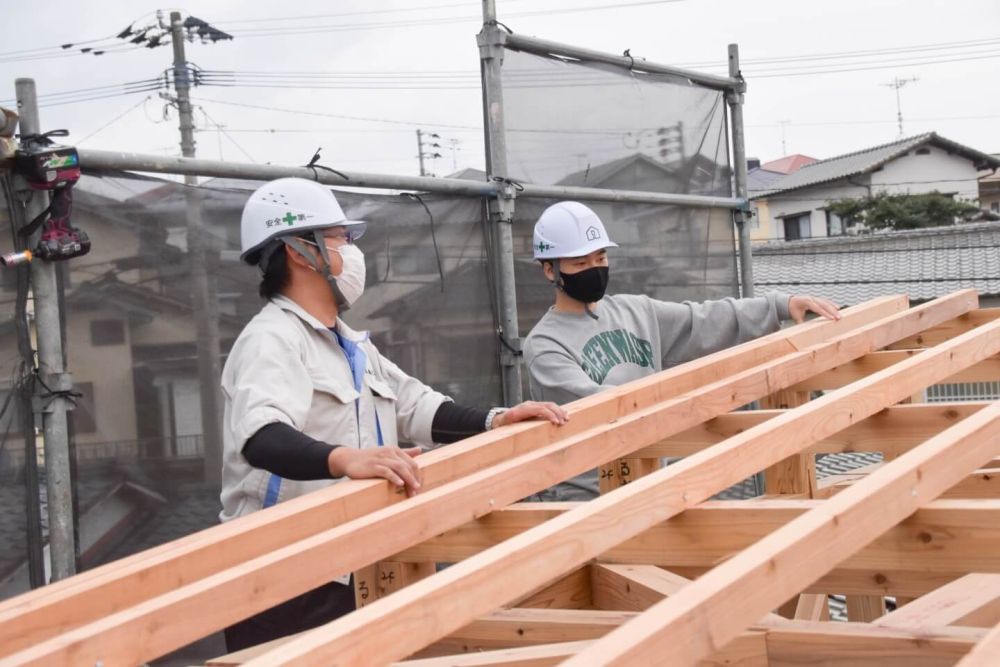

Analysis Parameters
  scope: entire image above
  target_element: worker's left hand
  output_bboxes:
[789,294,841,324]
[493,401,569,428]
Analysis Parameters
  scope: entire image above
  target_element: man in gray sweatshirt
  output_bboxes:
[523,201,841,500]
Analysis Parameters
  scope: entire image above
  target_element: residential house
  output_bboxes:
[980,162,1000,214]
[746,154,817,241]
[751,133,1000,242]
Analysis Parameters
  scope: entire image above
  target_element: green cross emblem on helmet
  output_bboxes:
[537,241,553,253]
[283,212,297,226]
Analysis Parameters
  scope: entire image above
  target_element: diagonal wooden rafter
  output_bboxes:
[0,296,907,659]
[231,294,997,665]
[568,391,1000,665]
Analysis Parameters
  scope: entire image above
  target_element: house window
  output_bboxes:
[992,202,999,213]
[782,213,811,241]
[751,206,761,230]
[90,319,126,346]
[826,210,845,236]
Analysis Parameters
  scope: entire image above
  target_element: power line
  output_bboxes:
[191,95,482,130]
[224,1,685,38]
[76,95,152,144]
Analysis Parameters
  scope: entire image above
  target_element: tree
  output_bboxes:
[826,191,981,231]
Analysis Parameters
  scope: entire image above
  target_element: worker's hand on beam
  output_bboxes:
[328,446,423,497]
[789,294,841,324]
[493,401,569,429]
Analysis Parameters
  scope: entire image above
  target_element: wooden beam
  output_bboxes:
[511,567,593,611]
[397,621,987,667]
[396,501,1000,581]
[765,621,985,667]
[589,564,689,612]
[636,401,988,459]
[0,297,908,659]
[888,308,1000,349]
[877,574,1000,630]
[956,622,1000,667]
[789,350,1000,392]
[566,391,1000,665]
[415,609,632,658]
[940,467,1000,499]
[229,293,990,666]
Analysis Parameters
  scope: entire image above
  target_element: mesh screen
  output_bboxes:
[501,48,732,196]
[0,172,499,599]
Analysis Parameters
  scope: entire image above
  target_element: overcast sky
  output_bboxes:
[2,0,998,180]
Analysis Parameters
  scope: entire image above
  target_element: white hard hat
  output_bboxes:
[240,178,366,264]
[532,201,618,260]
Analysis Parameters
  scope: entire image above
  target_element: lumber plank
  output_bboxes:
[0,296,907,659]
[876,574,1000,630]
[414,609,631,658]
[395,500,1000,583]
[510,567,592,610]
[230,292,990,666]
[789,350,1000,392]
[397,621,986,667]
[589,564,689,612]
[636,401,988,459]
[765,622,985,667]
[566,400,1000,665]
[939,467,1000,499]
[597,456,660,494]
[956,622,1000,667]
[887,308,1000,349]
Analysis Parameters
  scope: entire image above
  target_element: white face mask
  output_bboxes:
[334,243,366,306]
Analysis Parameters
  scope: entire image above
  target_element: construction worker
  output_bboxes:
[220,177,567,651]
[523,201,840,500]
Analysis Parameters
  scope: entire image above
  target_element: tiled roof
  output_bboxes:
[752,221,1000,305]
[759,154,818,174]
[752,133,1000,199]
[747,167,786,196]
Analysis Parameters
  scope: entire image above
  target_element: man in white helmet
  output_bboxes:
[220,178,568,650]
[523,201,840,500]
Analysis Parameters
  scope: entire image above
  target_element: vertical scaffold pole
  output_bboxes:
[478,0,523,405]
[727,44,754,299]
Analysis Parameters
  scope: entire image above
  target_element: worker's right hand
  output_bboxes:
[327,446,423,497]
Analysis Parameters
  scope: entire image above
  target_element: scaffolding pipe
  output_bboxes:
[479,0,523,405]
[77,149,745,209]
[15,78,77,581]
[504,32,740,91]
[727,44,754,299]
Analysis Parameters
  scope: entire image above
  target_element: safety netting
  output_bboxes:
[500,47,732,197]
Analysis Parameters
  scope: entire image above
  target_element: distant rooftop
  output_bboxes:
[753,221,1000,305]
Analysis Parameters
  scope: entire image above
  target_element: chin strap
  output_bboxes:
[282,232,350,311]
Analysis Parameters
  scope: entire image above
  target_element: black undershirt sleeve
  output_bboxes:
[431,401,490,444]
[244,403,490,478]
[243,422,340,481]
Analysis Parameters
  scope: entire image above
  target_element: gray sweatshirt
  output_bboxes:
[523,292,791,499]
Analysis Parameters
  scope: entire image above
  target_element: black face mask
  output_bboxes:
[558,265,609,303]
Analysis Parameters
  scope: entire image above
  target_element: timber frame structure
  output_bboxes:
[2,290,1000,666]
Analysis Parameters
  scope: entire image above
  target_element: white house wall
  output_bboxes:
[871,146,980,200]
[766,180,869,239]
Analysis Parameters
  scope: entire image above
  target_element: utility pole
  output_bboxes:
[416,129,442,176]
[168,11,224,485]
[15,79,76,581]
[882,76,918,138]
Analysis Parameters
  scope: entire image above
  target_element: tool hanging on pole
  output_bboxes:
[7,129,90,266]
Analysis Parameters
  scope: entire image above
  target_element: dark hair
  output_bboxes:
[258,242,291,299]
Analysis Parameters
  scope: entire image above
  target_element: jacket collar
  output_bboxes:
[271,295,369,341]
